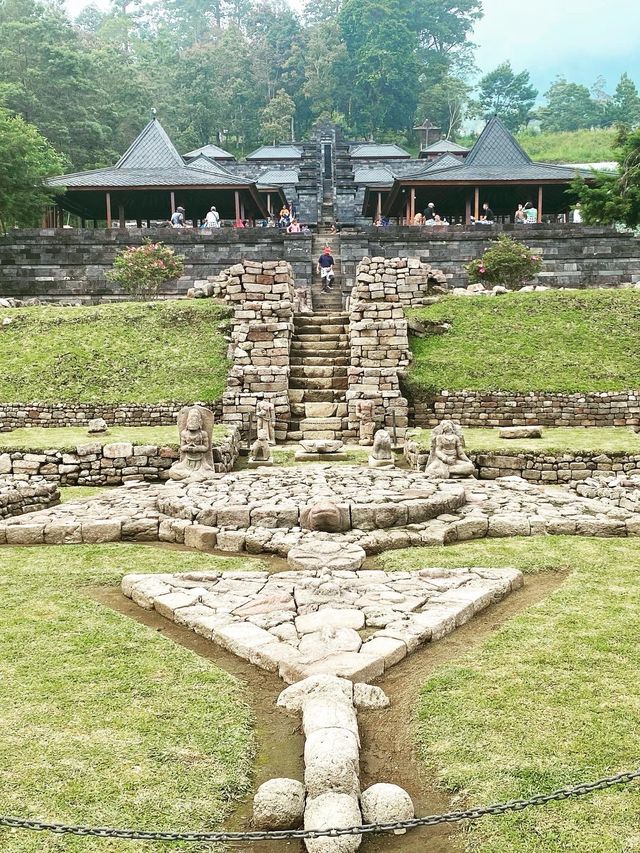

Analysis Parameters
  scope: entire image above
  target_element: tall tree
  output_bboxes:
[417,73,470,139]
[472,62,538,131]
[260,88,295,143]
[413,0,482,70]
[539,77,602,132]
[0,105,65,229]
[606,73,640,127]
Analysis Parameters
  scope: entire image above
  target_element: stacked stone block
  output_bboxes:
[0,477,60,518]
[347,257,424,440]
[216,261,295,441]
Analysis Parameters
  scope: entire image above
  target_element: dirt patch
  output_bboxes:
[91,566,567,853]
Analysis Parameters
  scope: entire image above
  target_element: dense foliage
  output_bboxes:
[0,105,65,229]
[574,126,640,227]
[466,235,543,290]
[107,240,185,300]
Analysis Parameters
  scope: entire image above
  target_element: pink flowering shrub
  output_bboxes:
[108,240,185,300]
[466,235,543,290]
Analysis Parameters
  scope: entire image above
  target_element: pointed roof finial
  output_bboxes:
[151,107,157,119]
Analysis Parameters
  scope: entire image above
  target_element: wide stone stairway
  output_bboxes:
[287,312,351,442]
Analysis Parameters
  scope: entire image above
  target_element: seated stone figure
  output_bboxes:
[249,429,273,466]
[169,405,216,481]
[424,420,475,480]
[369,429,394,468]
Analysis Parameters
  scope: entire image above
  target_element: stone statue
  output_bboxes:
[294,286,312,315]
[249,428,273,466]
[169,405,215,481]
[355,399,376,446]
[369,429,394,468]
[424,420,475,480]
[301,500,350,533]
[256,400,276,445]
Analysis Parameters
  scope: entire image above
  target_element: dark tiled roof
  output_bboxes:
[421,154,466,172]
[256,169,299,186]
[465,116,532,167]
[422,139,469,154]
[247,145,303,160]
[350,143,410,159]
[116,119,184,169]
[184,143,235,160]
[353,166,395,186]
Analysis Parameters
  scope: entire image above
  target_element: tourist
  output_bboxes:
[204,206,220,228]
[413,212,424,226]
[233,217,245,228]
[423,202,436,221]
[573,203,583,224]
[279,206,291,228]
[524,201,537,224]
[330,221,341,234]
[170,206,185,228]
[480,202,495,223]
[317,246,335,292]
[433,214,449,227]
[515,203,526,224]
[287,218,301,233]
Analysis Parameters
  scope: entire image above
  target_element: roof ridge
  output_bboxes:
[116,118,184,170]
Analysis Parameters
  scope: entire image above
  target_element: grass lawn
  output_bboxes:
[0,425,226,453]
[0,300,230,405]
[381,537,640,853]
[407,290,640,395]
[58,486,109,503]
[517,128,617,164]
[409,426,640,455]
[0,544,263,853]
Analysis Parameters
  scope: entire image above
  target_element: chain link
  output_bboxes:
[0,767,638,842]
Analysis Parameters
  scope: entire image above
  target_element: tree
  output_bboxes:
[260,89,295,143]
[413,0,482,70]
[416,73,470,139]
[573,125,640,226]
[539,77,602,132]
[0,105,65,229]
[606,73,640,128]
[472,62,537,132]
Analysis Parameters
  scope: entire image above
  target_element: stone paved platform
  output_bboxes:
[121,566,524,683]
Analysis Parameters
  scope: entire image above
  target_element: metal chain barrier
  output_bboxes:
[0,767,639,842]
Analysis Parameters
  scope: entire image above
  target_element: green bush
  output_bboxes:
[107,240,185,300]
[466,234,543,290]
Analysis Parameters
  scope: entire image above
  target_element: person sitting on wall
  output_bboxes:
[170,206,185,228]
[524,201,537,223]
[287,218,301,233]
[423,202,436,221]
[479,202,495,224]
[515,203,526,224]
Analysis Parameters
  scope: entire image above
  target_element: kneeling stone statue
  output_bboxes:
[369,429,394,468]
[425,420,475,479]
[169,405,216,482]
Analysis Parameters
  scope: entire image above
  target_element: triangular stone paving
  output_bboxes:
[122,567,523,683]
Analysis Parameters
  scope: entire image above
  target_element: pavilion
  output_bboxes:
[383,117,594,224]
[48,118,267,227]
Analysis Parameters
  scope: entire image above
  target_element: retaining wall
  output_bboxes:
[0,478,60,518]
[0,429,241,485]
[340,226,640,292]
[0,229,312,302]
[410,391,640,429]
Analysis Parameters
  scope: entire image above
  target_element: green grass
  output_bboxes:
[0,425,227,452]
[58,486,108,503]
[517,129,617,164]
[409,426,640,455]
[407,290,640,394]
[381,536,640,852]
[0,544,263,853]
[0,300,231,404]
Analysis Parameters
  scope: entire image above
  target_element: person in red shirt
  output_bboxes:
[317,247,335,292]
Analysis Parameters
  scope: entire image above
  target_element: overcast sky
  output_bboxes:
[64,0,640,97]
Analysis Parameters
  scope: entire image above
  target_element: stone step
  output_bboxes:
[294,315,348,325]
[293,333,348,344]
[286,430,303,441]
[290,364,348,377]
[289,377,338,390]
[290,340,347,352]
[294,324,346,336]
[289,356,349,367]
[289,389,346,404]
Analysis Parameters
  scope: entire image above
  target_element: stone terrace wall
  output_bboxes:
[347,257,415,440]
[0,478,60,518]
[216,260,295,440]
[0,429,241,485]
[0,402,220,433]
[410,391,640,429]
[0,229,312,303]
[340,226,640,292]
[405,444,640,483]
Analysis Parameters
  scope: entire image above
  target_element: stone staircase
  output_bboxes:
[288,312,351,441]
[311,226,343,313]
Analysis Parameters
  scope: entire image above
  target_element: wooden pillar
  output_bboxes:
[170,191,176,214]
[234,191,241,222]
[80,217,86,229]
[118,205,126,229]
[106,192,112,229]
[267,193,272,214]
[146,219,151,228]
[410,187,416,223]
[538,186,543,223]
[240,201,245,221]
[136,218,142,228]
[93,219,98,229]
[376,191,382,221]
[465,195,472,225]
[474,187,480,221]
[404,195,410,225]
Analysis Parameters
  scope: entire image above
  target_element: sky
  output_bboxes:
[64,0,640,98]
